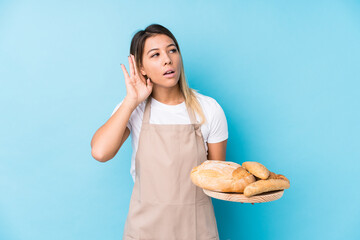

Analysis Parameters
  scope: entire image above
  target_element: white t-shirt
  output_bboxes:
[111,92,228,182]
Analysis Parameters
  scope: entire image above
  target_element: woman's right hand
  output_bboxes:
[120,54,153,108]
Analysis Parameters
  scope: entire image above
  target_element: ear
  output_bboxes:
[140,65,146,76]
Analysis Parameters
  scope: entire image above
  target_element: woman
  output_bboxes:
[91,24,228,240]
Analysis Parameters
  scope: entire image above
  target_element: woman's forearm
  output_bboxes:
[91,98,137,162]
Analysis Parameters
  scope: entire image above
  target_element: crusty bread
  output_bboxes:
[275,174,290,183]
[267,171,290,184]
[190,160,256,193]
[242,161,270,179]
[243,179,290,197]
[267,171,278,180]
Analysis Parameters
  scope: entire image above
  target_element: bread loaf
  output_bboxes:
[242,161,270,179]
[190,160,256,192]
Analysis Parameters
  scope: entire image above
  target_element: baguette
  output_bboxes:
[243,179,290,197]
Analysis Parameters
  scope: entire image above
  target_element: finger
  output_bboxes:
[128,55,135,78]
[120,64,130,82]
[131,54,139,76]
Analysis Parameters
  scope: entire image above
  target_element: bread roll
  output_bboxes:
[190,160,256,193]
[267,171,290,183]
[243,179,290,197]
[242,161,270,179]
[276,174,290,183]
[267,171,278,180]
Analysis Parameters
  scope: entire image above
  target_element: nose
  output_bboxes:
[163,53,172,65]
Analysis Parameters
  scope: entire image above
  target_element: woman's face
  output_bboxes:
[140,34,182,88]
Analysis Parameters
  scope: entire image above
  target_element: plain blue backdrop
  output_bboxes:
[1,0,359,239]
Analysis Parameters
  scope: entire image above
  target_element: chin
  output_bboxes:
[153,76,180,88]
[159,82,180,89]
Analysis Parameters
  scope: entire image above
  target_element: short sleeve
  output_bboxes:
[111,100,132,132]
[207,100,228,143]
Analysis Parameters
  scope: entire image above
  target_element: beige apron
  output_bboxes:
[123,97,219,240]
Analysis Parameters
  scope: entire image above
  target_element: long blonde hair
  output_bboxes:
[130,24,206,125]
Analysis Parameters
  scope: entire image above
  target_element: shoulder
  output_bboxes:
[193,91,228,143]
[193,91,224,113]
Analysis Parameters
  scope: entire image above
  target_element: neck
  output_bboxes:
[151,84,184,105]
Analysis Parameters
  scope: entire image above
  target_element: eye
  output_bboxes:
[150,49,177,58]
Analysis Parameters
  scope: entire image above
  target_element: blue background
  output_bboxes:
[1,0,359,239]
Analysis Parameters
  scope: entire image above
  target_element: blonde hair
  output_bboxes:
[130,24,206,125]
[177,61,206,125]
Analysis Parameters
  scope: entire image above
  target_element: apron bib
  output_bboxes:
[123,97,219,240]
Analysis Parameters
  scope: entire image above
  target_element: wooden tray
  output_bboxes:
[203,189,284,203]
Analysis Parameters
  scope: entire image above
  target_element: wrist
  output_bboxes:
[123,96,139,110]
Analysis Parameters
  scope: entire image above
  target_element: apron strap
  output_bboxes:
[143,97,152,124]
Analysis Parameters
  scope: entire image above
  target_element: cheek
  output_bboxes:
[176,57,182,69]
[146,64,164,78]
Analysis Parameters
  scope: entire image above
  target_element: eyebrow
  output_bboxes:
[147,43,176,55]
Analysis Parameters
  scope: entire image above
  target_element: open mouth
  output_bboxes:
[163,70,175,75]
